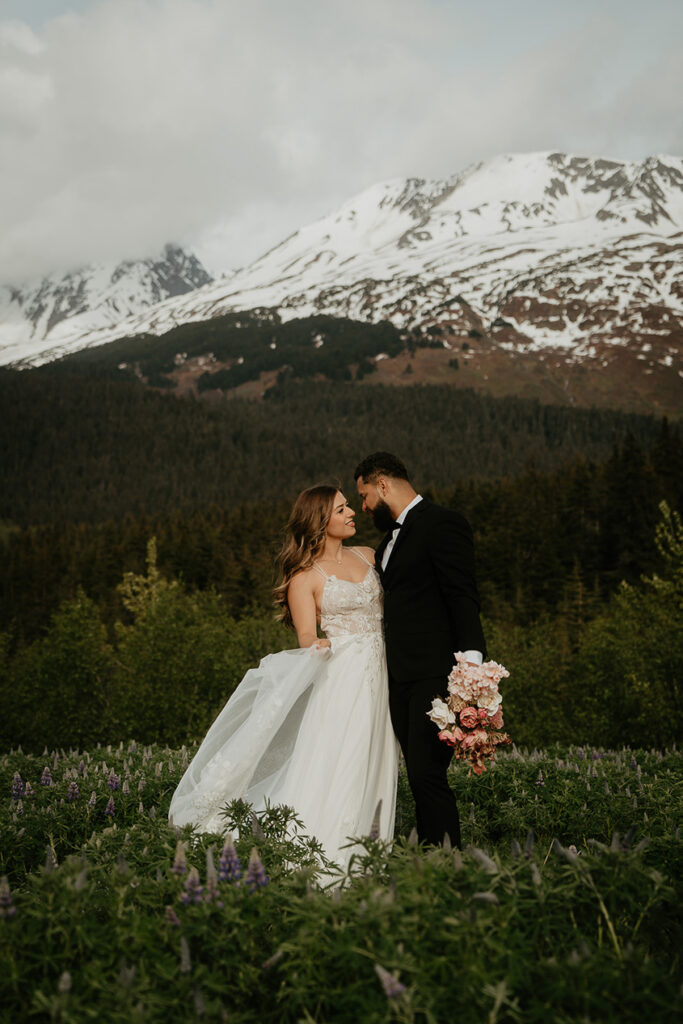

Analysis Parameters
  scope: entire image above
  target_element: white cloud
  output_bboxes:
[0,0,680,284]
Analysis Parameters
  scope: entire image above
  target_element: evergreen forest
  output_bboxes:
[0,348,681,755]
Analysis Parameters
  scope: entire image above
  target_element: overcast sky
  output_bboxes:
[1,0,681,283]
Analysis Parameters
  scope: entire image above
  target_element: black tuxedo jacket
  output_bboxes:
[376,499,486,684]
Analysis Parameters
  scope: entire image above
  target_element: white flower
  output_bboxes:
[427,697,456,729]
[476,688,502,713]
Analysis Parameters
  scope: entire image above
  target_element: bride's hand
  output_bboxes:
[310,638,332,658]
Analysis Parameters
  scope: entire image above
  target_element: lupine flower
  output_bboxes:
[536,770,545,787]
[218,837,242,883]
[180,867,203,904]
[369,799,383,841]
[57,972,72,995]
[374,964,406,999]
[204,848,220,904]
[0,877,16,918]
[105,796,115,817]
[630,756,638,770]
[11,773,24,801]
[107,771,121,790]
[165,905,181,927]
[67,781,80,801]
[244,848,269,892]
[88,791,97,809]
[23,781,34,798]
[250,811,266,842]
[172,840,188,875]
[179,936,191,974]
[138,778,146,792]
[14,799,23,816]
[122,778,130,795]
[78,760,86,775]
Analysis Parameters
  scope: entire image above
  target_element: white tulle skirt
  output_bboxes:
[168,634,399,869]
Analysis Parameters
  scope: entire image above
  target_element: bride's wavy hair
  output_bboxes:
[274,484,339,627]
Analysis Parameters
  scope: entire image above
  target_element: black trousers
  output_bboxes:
[388,674,461,848]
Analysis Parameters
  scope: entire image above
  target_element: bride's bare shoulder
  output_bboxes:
[352,545,376,566]
[288,565,321,593]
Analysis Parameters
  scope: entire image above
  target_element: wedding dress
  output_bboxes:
[168,550,399,870]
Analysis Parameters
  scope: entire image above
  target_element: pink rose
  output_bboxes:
[477,708,489,723]
[488,708,504,730]
[438,729,456,747]
[452,727,465,743]
[459,706,479,729]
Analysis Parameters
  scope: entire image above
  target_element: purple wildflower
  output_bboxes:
[374,964,406,999]
[630,757,638,770]
[244,848,269,892]
[11,773,23,801]
[180,867,203,905]
[172,840,187,875]
[40,767,53,787]
[576,747,585,760]
[78,760,86,775]
[369,798,383,841]
[535,770,545,787]
[88,791,97,809]
[107,771,121,790]
[105,796,115,817]
[0,876,16,918]
[204,848,221,904]
[67,781,80,801]
[165,905,181,927]
[24,781,34,798]
[218,837,242,883]
[122,778,130,795]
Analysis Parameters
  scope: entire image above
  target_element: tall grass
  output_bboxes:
[1,742,680,1022]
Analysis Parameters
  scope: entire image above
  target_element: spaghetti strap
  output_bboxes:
[311,562,329,579]
[350,547,373,568]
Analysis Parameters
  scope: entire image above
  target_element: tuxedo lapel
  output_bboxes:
[375,532,391,581]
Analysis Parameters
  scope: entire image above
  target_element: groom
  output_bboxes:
[355,452,486,849]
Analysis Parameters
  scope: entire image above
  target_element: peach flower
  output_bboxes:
[459,706,479,729]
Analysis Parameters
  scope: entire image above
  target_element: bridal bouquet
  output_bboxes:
[427,653,511,775]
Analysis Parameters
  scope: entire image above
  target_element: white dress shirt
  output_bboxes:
[381,493,482,666]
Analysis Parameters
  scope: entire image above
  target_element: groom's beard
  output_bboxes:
[369,498,395,534]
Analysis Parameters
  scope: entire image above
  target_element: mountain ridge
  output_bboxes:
[1,152,681,412]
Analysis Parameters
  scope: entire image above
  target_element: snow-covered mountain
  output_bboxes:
[0,244,212,366]
[1,153,682,376]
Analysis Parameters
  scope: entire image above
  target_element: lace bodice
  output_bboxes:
[318,564,384,640]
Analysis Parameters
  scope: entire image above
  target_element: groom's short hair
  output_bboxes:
[354,452,410,483]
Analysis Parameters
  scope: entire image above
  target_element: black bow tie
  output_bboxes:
[391,520,402,531]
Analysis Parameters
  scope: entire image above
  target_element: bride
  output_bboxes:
[168,484,399,869]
